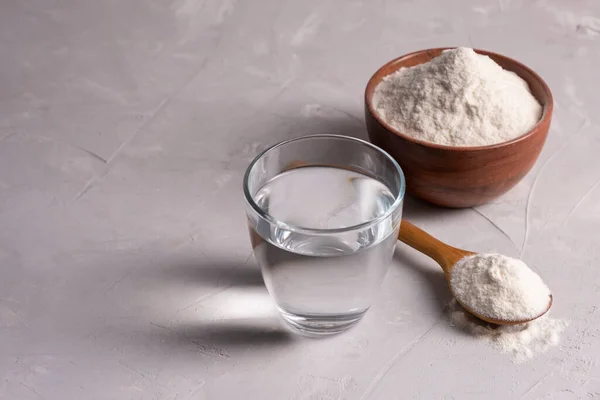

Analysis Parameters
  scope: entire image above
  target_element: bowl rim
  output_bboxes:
[364,47,554,152]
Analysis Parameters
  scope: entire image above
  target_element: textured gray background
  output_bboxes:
[1,0,599,399]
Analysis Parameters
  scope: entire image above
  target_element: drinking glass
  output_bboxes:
[243,135,405,335]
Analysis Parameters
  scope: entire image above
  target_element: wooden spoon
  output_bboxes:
[398,220,552,325]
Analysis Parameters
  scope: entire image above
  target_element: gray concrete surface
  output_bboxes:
[1,0,599,399]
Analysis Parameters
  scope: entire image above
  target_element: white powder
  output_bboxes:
[373,47,543,147]
[448,300,567,363]
[450,253,551,321]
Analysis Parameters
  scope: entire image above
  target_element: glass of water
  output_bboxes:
[243,135,405,335]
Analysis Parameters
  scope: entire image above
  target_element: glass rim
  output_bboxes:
[242,134,406,235]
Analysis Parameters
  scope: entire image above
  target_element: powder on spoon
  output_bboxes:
[450,253,551,321]
[373,47,543,147]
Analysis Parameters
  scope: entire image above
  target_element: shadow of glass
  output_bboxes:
[144,319,296,355]
[176,321,294,348]
[161,259,265,288]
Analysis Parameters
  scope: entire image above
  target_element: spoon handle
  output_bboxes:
[398,220,473,275]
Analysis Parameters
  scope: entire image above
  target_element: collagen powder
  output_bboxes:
[373,47,543,146]
[449,300,567,363]
[450,253,551,321]
[448,253,563,363]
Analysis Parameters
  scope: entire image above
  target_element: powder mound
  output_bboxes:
[450,253,551,321]
[448,300,567,363]
[373,47,543,146]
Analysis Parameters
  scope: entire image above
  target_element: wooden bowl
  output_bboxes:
[365,48,553,208]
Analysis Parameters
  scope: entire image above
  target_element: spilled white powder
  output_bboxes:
[450,253,551,321]
[373,47,543,146]
[448,300,567,363]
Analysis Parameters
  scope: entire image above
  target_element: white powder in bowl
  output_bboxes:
[373,47,543,147]
[450,253,551,322]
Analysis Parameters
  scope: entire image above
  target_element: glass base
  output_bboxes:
[278,308,367,337]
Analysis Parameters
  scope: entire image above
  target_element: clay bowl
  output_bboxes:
[365,48,553,208]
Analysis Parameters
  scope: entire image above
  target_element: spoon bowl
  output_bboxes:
[398,220,552,325]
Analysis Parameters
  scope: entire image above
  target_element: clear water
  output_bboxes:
[251,166,399,331]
